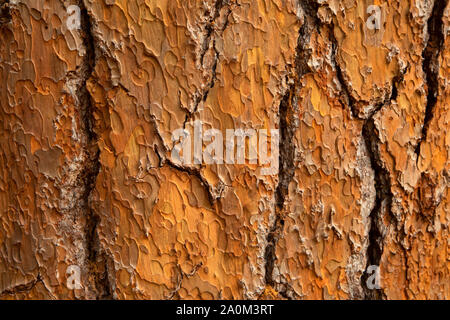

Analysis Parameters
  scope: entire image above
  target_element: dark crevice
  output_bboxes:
[0,274,42,297]
[335,59,359,118]
[265,87,293,291]
[329,22,360,119]
[78,1,96,141]
[361,119,393,300]
[333,39,403,120]
[390,77,399,102]
[153,117,218,206]
[299,0,320,28]
[78,0,112,299]
[331,21,404,120]
[275,89,296,210]
[415,0,448,157]
[264,0,319,297]
[185,1,233,128]
[165,159,216,206]
[176,2,237,205]
[355,58,408,301]
[356,53,404,302]
[150,115,217,207]
[368,74,402,118]
[200,0,225,66]
[198,0,229,98]
[327,1,407,299]
[0,0,10,26]
[296,0,321,78]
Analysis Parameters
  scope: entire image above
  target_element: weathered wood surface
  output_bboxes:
[0,0,448,299]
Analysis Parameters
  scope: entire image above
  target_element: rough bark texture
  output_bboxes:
[0,0,448,300]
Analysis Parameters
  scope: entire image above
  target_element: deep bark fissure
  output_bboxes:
[165,158,216,206]
[0,274,42,297]
[78,0,112,299]
[264,0,319,297]
[150,115,217,205]
[263,87,293,299]
[415,0,448,157]
[327,3,407,299]
[331,22,402,121]
[200,0,225,66]
[335,60,359,118]
[329,20,360,120]
[0,0,10,25]
[361,118,393,300]
[356,53,408,302]
[178,2,239,206]
[264,87,294,293]
[275,87,298,211]
[185,1,234,128]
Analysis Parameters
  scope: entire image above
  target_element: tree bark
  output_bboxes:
[0,0,448,299]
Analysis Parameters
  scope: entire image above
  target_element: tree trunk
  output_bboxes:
[0,0,448,300]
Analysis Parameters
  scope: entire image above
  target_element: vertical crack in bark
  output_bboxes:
[332,36,359,119]
[264,87,294,296]
[0,0,10,26]
[200,0,226,66]
[361,119,393,300]
[275,89,296,211]
[178,1,238,206]
[184,0,234,128]
[78,0,111,299]
[165,159,216,206]
[416,0,448,157]
[331,26,402,121]
[331,21,403,121]
[328,3,407,299]
[264,0,319,298]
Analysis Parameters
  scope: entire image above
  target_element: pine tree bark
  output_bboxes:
[0,0,448,299]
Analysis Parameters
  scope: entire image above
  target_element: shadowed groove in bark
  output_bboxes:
[185,0,235,128]
[0,0,10,25]
[332,37,359,119]
[331,23,403,120]
[357,62,407,301]
[275,88,296,210]
[165,158,216,206]
[264,86,292,299]
[326,6,361,121]
[78,0,112,299]
[330,15,403,121]
[327,1,407,299]
[0,274,42,297]
[361,118,392,300]
[264,0,319,298]
[264,87,293,295]
[415,0,448,157]
[150,115,218,206]
[200,0,226,65]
